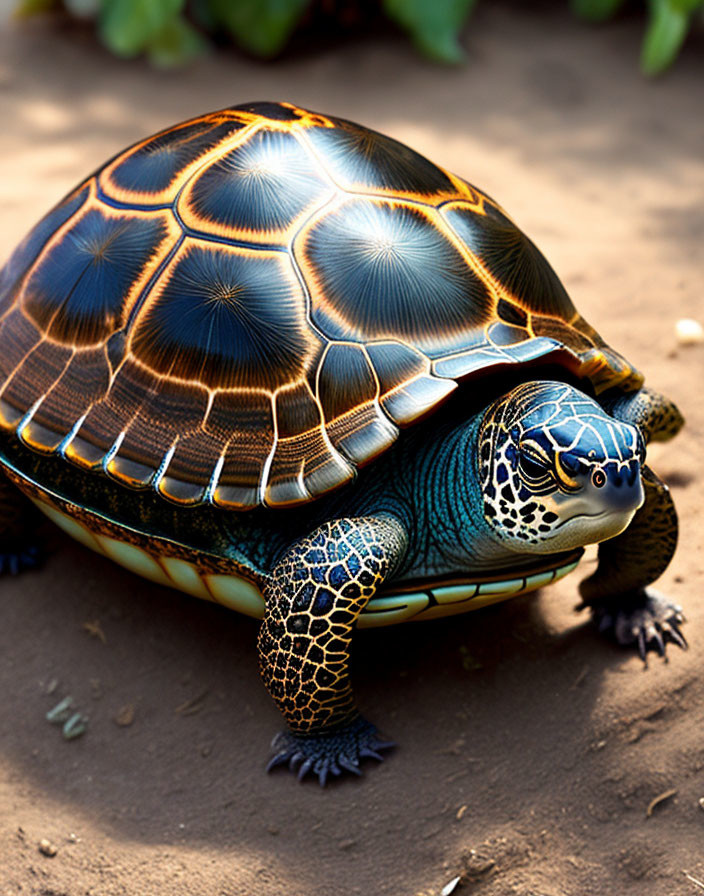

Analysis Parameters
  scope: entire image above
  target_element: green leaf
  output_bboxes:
[99,0,184,57]
[383,0,478,63]
[641,0,690,74]
[208,0,310,58]
[14,0,57,16]
[669,0,702,13]
[146,14,208,67]
[570,0,626,22]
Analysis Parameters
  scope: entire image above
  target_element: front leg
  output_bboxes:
[579,466,685,660]
[258,515,407,785]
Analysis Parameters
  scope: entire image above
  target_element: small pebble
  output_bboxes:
[38,838,57,857]
[675,318,704,345]
[114,704,135,727]
[456,804,467,820]
[698,797,704,812]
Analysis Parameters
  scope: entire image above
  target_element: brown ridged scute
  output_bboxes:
[0,101,642,510]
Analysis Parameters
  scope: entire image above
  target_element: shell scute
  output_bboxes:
[28,348,110,452]
[178,127,333,243]
[264,381,353,507]
[100,114,250,205]
[0,185,89,315]
[130,240,313,391]
[442,201,575,319]
[12,342,73,450]
[302,116,459,202]
[0,311,42,410]
[105,366,211,491]
[208,389,274,510]
[229,101,309,123]
[317,343,378,424]
[298,197,494,355]
[0,102,642,510]
[22,206,176,346]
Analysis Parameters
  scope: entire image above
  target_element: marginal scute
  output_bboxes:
[0,310,43,415]
[318,343,397,465]
[13,342,74,449]
[210,389,274,510]
[365,341,428,394]
[381,376,457,425]
[432,346,510,380]
[30,348,111,448]
[3,330,72,418]
[265,381,353,506]
[317,343,377,422]
[106,365,210,492]
[487,321,530,347]
[326,405,397,466]
[366,341,458,424]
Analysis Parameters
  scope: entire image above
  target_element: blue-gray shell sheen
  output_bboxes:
[0,102,642,524]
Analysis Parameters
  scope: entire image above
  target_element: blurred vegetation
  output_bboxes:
[15,0,703,74]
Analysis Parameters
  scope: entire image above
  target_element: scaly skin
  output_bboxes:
[258,515,407,783]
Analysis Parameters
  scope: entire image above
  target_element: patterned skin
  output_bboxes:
[0,102,687,784]
[248,381,685,782]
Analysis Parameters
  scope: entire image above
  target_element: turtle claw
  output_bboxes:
[266,717,394,785]
[592,589,688,663]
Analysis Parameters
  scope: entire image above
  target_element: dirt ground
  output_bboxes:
[1,3,703,894]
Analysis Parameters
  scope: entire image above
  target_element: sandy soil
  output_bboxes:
[1,4,703,894]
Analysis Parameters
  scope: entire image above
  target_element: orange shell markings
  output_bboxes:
[0,101,641,510]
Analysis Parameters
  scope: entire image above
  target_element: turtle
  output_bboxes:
[0,100,686,785]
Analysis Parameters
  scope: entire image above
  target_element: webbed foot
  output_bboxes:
[0,543,41,576]
[592,589,687,663]
[266,716,394,786]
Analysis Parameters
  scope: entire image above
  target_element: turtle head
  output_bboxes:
[478,381,645,553]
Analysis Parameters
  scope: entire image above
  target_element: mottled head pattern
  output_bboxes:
[478,381,645,553]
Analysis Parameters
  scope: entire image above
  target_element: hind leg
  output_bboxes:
[0,475,42,575]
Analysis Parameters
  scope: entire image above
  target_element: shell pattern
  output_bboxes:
[0,102,639,510]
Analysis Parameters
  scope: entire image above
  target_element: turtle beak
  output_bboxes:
[579,459,644,514]
[600,460,644,512]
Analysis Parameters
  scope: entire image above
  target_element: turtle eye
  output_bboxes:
[519,452,550,481]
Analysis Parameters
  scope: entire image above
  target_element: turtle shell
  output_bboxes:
[0,101,642,509]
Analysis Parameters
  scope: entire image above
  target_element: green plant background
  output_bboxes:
[15,0,704,73]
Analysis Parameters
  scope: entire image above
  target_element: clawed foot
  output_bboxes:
[592,589,687,663]
[266,716,395,786]
[0,543,41,576]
